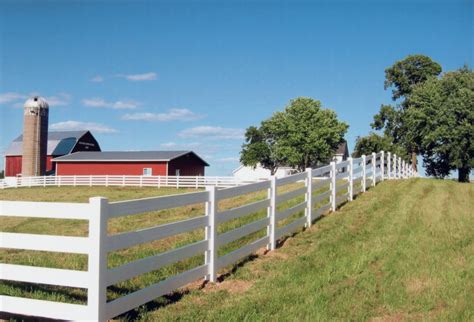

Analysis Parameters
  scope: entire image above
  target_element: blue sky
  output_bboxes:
[0,0,472,175]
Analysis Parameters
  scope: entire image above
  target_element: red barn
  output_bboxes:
[4,131,101,177]
[53,151,208,176]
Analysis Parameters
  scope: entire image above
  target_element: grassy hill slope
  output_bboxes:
[142,179,473,321]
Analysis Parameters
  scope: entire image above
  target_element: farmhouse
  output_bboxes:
[4,130,101,177]
[53,150,209,176]
[233,141,350,180]
[332,141,349,163]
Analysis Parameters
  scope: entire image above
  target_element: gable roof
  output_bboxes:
[335,141,349,156]
[52,151,209,166]
[4,130,92,156]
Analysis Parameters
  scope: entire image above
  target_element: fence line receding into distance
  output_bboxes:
[0,151,415,320]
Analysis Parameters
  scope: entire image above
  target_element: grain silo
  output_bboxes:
[21,96,49,176]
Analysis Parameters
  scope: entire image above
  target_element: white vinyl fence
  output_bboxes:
[0,175,258,189]
[0,151,415,321]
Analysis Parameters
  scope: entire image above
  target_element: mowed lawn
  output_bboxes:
[0,181,314,317]
[145,179,473,321]
[1,179,472,321]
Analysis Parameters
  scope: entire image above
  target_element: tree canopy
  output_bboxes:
[372,55,443,170]
[352,133,408,160]
[384,54,442,102]
[240,97,348,173]
[405,66,474,182]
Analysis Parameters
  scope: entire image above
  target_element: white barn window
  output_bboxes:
[143,168,152,176]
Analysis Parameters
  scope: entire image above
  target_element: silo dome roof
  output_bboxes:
[24,96,49,109]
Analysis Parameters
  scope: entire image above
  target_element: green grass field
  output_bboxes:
[0,181,317,318]
[1,179,472,321]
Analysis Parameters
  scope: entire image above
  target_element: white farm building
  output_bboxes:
[233,141,349,181]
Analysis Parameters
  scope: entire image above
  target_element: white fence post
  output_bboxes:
[305,168,313,227]
[348,157,353,201]
[269,176,277,250]
[398,157,402,179]
[381,151,385,181]
[387,152,391,179]
[330,161,336,212]
[88,197,108,321]
[372,152,376,187]
[392,154,397,178]
[362,155,366,192]
[205,186,217,283]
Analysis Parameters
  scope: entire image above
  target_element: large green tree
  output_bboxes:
[405,66,474,182]
[241,97,348,172]
[239,126,284,175]
[352,133,408,159]
[372,55,442,170]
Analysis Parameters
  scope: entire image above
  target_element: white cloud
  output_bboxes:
[160,142,202,149]
[1,92,70,107]
[117,72,157,81]
[178,126,244,140]
[216,157,240,162]
[158,141,220,155]
[50,121,117,133]
[82,98,139,109]
[122,109,204,122]
[0,92,26,104]
[91,75,104,82]
[44,93,71,107]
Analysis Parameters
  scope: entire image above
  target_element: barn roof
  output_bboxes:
[4,130,92,156]
[335,141,349,156]
[52,151,209,166]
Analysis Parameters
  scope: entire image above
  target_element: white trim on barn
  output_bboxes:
[232,164,296,181]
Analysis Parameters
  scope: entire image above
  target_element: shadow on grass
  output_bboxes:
[0,312,62,322]
[0,280,87,304]
[3,212,335,321]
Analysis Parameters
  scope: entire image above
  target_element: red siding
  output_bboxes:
[168,155,206,176]
[56,161,168,176]
[5,155,55,176]
[46,156,54,174]
[5,156,22,177]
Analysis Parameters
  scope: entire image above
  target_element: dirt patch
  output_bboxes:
[405,277,436,295]
[371,302,447,321]
[266,250,290,260]
[204,279,254,295]
[369,312,406,322]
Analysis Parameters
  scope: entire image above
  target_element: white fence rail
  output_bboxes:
[0,175,258,189]
[0,151,415,320]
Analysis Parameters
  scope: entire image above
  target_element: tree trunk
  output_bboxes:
[270,166,279,176]
[411,152,418,172]
[458,167,470,183]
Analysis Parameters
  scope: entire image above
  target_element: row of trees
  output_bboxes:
[354,55,473,182]
[240,97,348,174]
[240,55,472,182]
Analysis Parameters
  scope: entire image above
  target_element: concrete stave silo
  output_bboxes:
[21,96,49,176]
